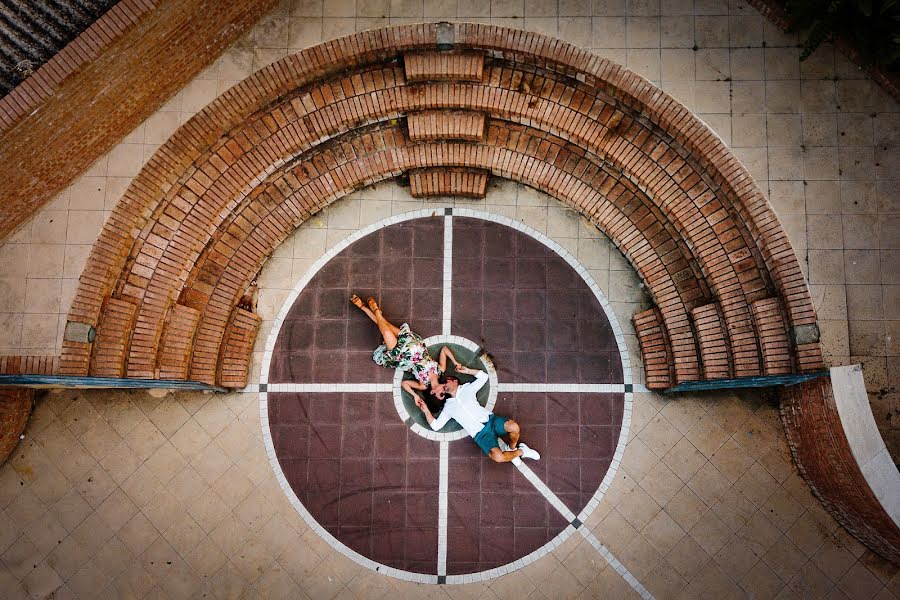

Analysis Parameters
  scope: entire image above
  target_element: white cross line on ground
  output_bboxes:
[442,213,453,336]
[512,460,656,600]
[579,528,655,600]
[437,440,449,576]
[262,383,394,392]
[496,383,630,393]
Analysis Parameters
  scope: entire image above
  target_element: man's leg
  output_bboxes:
[488,447,523,463]
[504,419,520,450]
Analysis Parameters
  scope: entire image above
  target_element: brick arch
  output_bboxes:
[63,23,822,387]
[183,121,704,383]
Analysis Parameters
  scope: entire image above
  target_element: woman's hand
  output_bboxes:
[414,396,427,411]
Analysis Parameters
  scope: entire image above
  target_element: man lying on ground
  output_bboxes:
[403,365,541,463]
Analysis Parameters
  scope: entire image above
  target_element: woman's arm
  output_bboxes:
[439,346,462,372]
[401,379,427,397]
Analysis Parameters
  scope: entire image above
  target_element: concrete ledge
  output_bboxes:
[831,365,900,530]
[780,369,900,565]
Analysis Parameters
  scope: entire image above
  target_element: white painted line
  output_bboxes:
[443,213,453,336]
[580,528,655,600]
[264,383,394,393]
[438,440,449,576]
[514,461,655,600]
[495,383,630,393]
[512,461,577,522]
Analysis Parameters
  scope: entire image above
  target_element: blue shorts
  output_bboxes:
[473,414,508,456]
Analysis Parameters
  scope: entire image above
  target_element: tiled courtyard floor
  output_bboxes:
[0,0,897,597]
[1,189,898,599]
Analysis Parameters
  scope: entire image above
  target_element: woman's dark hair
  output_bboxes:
[424,387,444,415]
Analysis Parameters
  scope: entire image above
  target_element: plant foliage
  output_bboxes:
[784,0,900,70]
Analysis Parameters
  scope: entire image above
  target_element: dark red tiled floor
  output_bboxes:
[267,215,626,577]
[445,437,568,575]
[451,218,623,384]
[270,219,443,383]
[269,392,439,573]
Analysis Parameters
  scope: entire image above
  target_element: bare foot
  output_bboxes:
[350,294,364,309]
[367,297,380,312]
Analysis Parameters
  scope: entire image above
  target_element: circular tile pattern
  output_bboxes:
[393,335,499,441]
[261,209,631,584]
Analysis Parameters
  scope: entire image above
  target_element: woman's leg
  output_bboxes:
[351,295,401,349]
[350,294,379,323]
[372,303,401,350]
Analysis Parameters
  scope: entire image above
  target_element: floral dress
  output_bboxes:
[372,323,441,386]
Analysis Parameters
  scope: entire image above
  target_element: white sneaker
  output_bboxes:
[497,438,523,464]
[518,442,540,461]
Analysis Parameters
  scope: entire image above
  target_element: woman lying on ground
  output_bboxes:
[350,294,459,408]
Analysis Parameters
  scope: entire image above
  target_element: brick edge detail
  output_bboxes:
[780,378,900,565]
[0,0,278,244]
[0,388,34,466]
[0,0,158,133]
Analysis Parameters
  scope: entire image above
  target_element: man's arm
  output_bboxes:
[457,366,489,393]
[429,404,452,431]
[404,380,452,430]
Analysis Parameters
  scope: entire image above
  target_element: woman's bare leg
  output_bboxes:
[370,298,401,350]
[351,295,401,350]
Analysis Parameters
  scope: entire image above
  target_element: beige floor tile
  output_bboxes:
[711,487,756,533]
[21,559,63,599]
[688,509,733,557]
[581,564,633,599]
[714,534,760,582]
[114,560,157,599]
[664,484,708,532]
[685,414,730,459]
[686,462,731,507]
[760,485,805,532]
[638,413,683,458]
[689,560,740,600]
[662,438,707,484]
[616,482,662,532]
[297,556,345,600]
[117,511,160,556]
[169,418,213,462]
[121,465,164,510]
[96,487,139,533]
[620,534,663,581]
[141,489,184,534]
[737,511,782,559]
[147,397,192,438]
[640,460,684,507]
[622,436,660,481]
[788,561,836,598]
[642,509,687,556]
[739,560,785,600]
[166,465,209,510]
[812,536,857,584]
[760,537,807,585]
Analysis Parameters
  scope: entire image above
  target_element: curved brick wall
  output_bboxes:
[64,23,822,389]
[781,376,900,564]
[0,388,33,466]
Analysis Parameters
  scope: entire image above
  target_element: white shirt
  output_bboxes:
[429,370,490,437]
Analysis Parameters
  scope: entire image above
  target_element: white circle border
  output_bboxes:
[258,207,635,585]
[392,334,499,441]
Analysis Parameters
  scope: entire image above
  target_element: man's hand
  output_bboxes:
[414,396,427,412]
